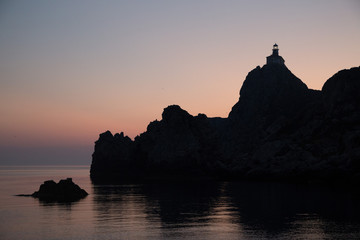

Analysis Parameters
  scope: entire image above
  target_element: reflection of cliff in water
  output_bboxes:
[225,182,360,237]
[139,181,223,225]
[92,182,223,226]
[92,182,360,237]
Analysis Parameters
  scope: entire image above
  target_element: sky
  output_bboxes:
[0,0,359,165]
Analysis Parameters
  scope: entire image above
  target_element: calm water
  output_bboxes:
[1,166,360,240]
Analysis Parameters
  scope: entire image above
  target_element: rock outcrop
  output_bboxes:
[90,105,225,182]
[90,64,360,184]
[229,64,310,126]
[32,178,88,201]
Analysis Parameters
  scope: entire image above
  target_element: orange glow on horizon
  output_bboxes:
[1,1,359,152]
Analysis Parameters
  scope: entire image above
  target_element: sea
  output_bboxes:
[1,165,360,240]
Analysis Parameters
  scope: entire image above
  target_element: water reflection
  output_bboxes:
[225,182,360,238]
[92,181,360,239]
[92,182,222,226]
[36,199,82,210]
[141,182,223,225]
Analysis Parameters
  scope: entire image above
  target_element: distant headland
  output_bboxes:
[90,44,360,184]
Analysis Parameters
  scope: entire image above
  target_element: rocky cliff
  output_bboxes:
[90,65,360,184]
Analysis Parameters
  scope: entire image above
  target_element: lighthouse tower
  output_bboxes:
[266,43,285,65]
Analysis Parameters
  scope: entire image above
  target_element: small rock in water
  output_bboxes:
[31,178,88,202]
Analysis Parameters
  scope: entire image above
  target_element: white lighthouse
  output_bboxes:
[266,43,285,65]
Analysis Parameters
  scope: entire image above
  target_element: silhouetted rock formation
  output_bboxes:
[32,178,88,201]
[222,66,360,182]
[90,46,360,184]
[229,64,309,126]
[90,105,224,182]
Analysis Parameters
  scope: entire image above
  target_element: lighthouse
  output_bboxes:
[266,43,285,65]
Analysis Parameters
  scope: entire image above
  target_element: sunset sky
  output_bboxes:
[1,0,359,165]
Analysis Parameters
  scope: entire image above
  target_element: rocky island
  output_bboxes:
[32,178,88,201]
[90,44,360,184]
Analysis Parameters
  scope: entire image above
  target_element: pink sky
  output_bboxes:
[0,1,359,164]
